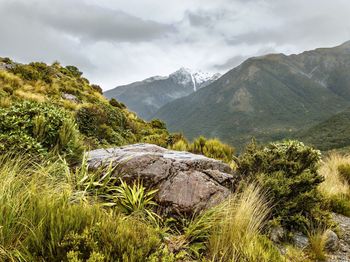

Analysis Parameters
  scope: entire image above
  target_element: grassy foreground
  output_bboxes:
[2,148,350,261]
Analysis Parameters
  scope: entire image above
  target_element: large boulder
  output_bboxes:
[87,143,239,215]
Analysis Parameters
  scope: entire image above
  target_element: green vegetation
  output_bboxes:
[319,154,350,217]
[207,185,283,262]
[298,107,350,151]
[0,155,161,261]
[0,59,171,157]
[237,140,329,231]
[1,57,349,261]
[170,136,235,165]
[0,101,83,162]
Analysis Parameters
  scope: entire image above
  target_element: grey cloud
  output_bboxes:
[0,0,350,90]
[1,0,174,43]
[213,55,247,70]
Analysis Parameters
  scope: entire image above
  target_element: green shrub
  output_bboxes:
[65,65,83,78]
[10,62,55,83]
[76,103,127,146]
[0,101,83,161]
[91,84,103,94]
[188,136,235,164]
[171,139,189,151]
[109,98,126,109]
[237,140,328,231]
[337,163,350,184]
[150,119,166,129]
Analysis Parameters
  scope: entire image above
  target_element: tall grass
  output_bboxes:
[318,153,350,216]
[307,227,328,261]
[207,184,283,262]
[319,153,350,197]
[0,154,161,261]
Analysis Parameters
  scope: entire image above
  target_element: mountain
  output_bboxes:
[298,107,350,151]
[154,41,350,149]
[104,68,221,119]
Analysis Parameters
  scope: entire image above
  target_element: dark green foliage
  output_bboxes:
[109,98,126,109]
[337,163,350,184]
[298,107,350,151]
[91,84,103,94]
[10,62,55,83]
[76,103,127,145]
[150,119,166,129]
[0,101,83,161]
[237,140,328,231]
[65,65,83,78]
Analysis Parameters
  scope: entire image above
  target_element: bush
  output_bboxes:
[76,104,127,146]
[0,101,83,161]
[91,84,102,94]
[109,98,126,109]
[150,119,166,129]
[237,140,328,231]
[189,136,235,164]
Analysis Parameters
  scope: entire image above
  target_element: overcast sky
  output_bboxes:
[1,0,350,90]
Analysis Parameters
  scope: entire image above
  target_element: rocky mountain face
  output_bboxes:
[104,68,220,119]
[154,41,350,149]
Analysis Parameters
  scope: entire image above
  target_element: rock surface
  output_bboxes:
[325,229,339,252]
[62,93,79,103]
[87,143,238,215]
[292,232,309,249]
[327,213,350,262]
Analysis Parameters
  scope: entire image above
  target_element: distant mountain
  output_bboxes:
[154,41,350,149]
[298,107,350,151]
[104,68,220,119]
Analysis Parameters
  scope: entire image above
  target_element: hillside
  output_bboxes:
[0,57,171,160]
[298,107,350,151]
[154,41,350,148]
[104,68,220,119]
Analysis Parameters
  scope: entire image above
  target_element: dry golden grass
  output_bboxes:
[318,153,350,197]
[307,228,328,261]
[0,70,23,89]
[13,89,46,103]
[0,97,12,107]
[208,184,283,262]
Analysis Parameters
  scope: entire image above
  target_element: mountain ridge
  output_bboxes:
[153,41,350,148]
[104,68,220,119]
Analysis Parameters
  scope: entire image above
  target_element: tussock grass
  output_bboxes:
[0,154,161,261]
[208,184,283,262]
[13,89,46,102]
[307,227,328,261]
[319,153,350,197]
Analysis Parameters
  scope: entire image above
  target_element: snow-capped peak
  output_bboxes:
[170,67,221,91]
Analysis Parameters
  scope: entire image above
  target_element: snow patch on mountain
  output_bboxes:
[169,67,221,91]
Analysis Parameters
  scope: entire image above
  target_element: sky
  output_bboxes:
[0,0,350,90]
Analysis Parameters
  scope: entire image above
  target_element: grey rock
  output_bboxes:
[327,213,350,261]
[293,232,309,249]
[62,93,79,103]
[269,226,285,243]
[87,143,238,215]
[325,229,339,252]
